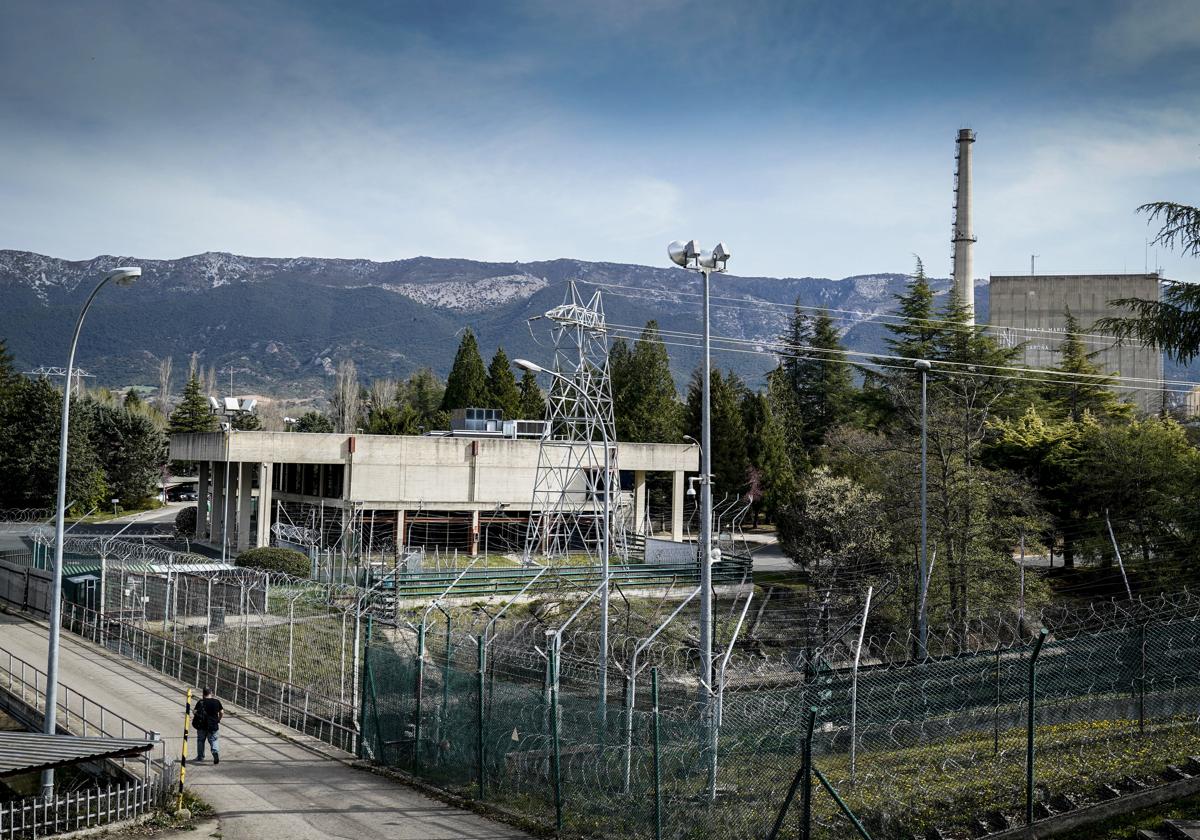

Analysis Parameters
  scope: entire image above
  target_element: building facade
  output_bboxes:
[169,431,699,556]
[987,273,1164,413]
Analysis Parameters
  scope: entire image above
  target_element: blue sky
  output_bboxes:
[2,0,1198,281]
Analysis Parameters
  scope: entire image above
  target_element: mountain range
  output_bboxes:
[2,249,984,399]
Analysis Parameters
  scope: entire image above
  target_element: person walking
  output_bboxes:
[192,687,224,764]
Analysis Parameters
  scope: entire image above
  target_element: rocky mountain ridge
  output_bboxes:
[0,249,972,397]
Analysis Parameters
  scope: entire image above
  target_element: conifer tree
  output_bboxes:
[1043,308,1133,422]
[518,369,545,419]
[441,329,488,411]
[612,321,681,442]
[404,367,449,430]
[168,374,218,435]
[485,347,522,420]
[884,257,940,361]
[687,368,750,493]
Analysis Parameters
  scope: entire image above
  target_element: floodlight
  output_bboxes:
[209,396,221,411]
[222,397,240,413]
[513,358,544,374]
[914,360,932,372]
[711,242,730,270]
[241,398,257,413]
[104,266,142,286]
[668,240,690,268]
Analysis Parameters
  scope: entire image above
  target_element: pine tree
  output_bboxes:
[441,329,488,411]
[1043,308,1133,422]
[797,309,855,450]
[0,338,19,397]
[612,321,682,443]
[884,257,940,361]
[485,347,522,420]
[404,368,449,431]
[687,368,750,494]
[168,374,218,435]
[295,411,334,433]
[756,395,797,521]
[518,369,545,419]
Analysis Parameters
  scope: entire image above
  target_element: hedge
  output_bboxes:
[235,546,310,578]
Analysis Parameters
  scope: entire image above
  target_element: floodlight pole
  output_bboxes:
[43,266,140,797]
[699,265,714,713]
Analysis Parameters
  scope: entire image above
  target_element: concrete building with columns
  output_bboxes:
[169,430,699,556]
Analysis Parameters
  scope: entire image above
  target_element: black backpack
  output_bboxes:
[191,701,209,731]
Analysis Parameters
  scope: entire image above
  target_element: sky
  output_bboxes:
[2,0,1199,282]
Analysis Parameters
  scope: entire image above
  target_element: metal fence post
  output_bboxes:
[652,667,662,840]
[1026,628,1048,826]
[414,620,426,771]
[993,645,1001,755]
[550,641,563,832]
[477,634,485,800]
[358,616,373,760]
[1138,621,1146,736]
[801,705,815,840]
[766,706,817,840]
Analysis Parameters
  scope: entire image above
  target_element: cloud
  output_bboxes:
[1093,0,1200,68]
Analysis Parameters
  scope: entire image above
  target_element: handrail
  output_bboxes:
[0,646,168,775]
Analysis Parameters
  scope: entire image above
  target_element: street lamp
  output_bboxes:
[915,358,931,660]
[513,358,614,720]
[668,239,729,797]
[43,265,141,796]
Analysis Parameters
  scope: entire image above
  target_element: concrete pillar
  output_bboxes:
[237,462,254,552]
[396,509,406,551]
[211,461,226,548]
[197,461,210,538]
[256,462,273,548]
[633,470,647,536]
[469,509,480,556]
[671,470,685,543]
[225,462,239,555]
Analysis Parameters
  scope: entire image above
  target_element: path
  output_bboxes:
[0,612,528,840]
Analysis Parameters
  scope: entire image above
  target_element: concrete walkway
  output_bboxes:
[0,612,528,840]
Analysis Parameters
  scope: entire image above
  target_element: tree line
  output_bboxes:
[0,341,168,514]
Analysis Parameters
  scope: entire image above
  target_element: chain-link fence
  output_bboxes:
[361,596,1200,840]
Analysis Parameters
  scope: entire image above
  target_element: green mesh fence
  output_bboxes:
[363,610,1200,840]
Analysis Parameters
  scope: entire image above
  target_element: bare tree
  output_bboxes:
[370,377,398,412]
[204,365,217,398]
[188,351,200,382]
[330,359,361,433]
[157,356,173,413]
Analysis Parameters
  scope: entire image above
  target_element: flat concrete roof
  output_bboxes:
[170,431,699,473]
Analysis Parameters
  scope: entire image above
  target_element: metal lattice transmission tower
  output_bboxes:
[524,282,626,564]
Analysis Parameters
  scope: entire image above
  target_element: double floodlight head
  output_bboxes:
[211,395,257,416]
[667,240,730,273]
[104,266,141,287]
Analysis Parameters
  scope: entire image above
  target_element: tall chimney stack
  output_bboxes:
[952,128,976,324]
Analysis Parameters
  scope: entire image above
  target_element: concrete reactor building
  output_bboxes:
[987,273,1165,413]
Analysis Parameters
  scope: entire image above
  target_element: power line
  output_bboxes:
[579,278,1169,350]
[607,322,1197,395]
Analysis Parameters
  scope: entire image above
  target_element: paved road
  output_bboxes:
[0,612,527,840]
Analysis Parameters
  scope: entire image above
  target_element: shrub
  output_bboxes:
[235,546,309,578]
[175,505,197,537]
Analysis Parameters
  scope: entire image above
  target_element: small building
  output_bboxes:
[988,273,1165,413]
[169,430,698,555]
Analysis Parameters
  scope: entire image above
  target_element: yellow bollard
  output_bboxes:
[178,688,192,812]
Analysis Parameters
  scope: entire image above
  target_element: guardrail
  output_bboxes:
[61,602,360,755]
[0,649,175,840]
[0,648,161,752]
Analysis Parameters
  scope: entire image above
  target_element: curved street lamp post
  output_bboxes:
[42,266,141,796]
